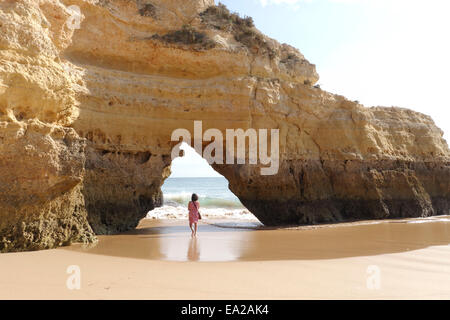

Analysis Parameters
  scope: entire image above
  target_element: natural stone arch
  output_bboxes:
[74,116,272,234]
[0,0,448,252]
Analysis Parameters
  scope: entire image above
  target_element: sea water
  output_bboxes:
[146,177,257,220]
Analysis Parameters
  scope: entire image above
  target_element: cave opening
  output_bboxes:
[147,142,257,221]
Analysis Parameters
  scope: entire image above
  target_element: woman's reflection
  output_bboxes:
[187,237,200,261]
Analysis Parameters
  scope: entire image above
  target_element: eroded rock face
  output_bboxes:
[0,0,448,251]
[0,119,96,252]
[0,0,96,252]
[217,159,449,225]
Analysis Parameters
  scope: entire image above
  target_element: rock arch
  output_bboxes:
[0,0,448,252]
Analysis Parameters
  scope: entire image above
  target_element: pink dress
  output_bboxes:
[188,201,200,224]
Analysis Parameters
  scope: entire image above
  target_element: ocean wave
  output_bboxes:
[146,205,257,221]
[163,192,244,209]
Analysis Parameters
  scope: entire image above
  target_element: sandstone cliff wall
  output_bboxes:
[0,0,448,251]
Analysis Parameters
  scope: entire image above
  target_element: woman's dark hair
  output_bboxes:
[191,193,198,202]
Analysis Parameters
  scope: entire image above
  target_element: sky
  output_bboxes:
[169,0,450,178]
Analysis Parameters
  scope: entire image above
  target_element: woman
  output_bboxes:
[188,193,201,237]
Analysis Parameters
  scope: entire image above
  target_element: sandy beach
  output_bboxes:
[1,216,450,300]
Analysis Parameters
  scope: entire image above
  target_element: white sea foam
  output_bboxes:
[146,205,258,221]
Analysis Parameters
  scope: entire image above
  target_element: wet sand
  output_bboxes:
[1,216,450,299]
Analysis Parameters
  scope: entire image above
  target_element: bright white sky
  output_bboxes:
[170,0,450,178]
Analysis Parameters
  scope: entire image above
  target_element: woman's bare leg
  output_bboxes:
[194,223,198,236]
[189,223,194,237]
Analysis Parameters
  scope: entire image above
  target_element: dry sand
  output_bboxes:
[1,217,450,299]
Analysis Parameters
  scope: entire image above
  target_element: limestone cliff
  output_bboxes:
[0,0,448,252]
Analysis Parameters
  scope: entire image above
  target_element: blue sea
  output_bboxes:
[162,177,244,209]
[147,177,256,220]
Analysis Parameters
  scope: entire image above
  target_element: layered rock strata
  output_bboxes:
[0,0,448,251]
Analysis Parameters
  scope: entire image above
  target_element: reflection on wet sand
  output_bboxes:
[64,216,450,262]
[187,237,200,261]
